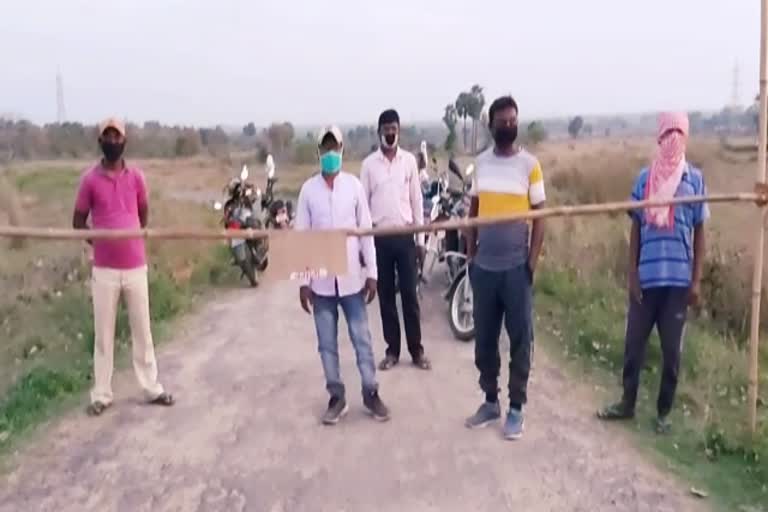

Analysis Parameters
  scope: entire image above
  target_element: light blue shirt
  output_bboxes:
[629,164,709,290]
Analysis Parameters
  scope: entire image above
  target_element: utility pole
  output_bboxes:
[56,70,67,124]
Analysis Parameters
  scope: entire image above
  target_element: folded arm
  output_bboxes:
[73,175,92,243]
[294,185,312,287]
[356,181,377,280]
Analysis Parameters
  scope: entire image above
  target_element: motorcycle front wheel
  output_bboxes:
[240,257,258,287]
[256,239,269,272]
[232,243,258,287]
[448,270,474,342]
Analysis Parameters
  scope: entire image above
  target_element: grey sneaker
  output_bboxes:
[654,415,672,434]
[465,401,501,429]
[503,408,524,440]
[321,396,348,425]
[363,391,390,422]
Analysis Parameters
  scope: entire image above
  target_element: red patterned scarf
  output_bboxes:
[644,112,689,229]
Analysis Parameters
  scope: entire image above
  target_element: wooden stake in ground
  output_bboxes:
[748,0,768,436]
[0,172,26,250]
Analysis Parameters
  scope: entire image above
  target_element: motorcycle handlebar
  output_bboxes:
[447,159,464,182]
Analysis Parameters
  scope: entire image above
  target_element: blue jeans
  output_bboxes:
[313,291,378,399]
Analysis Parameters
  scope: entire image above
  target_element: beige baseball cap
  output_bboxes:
[316,125,343,146]
[99,117,126,137]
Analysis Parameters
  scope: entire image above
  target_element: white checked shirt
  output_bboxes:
[360,148,425,245]
[294,172,377,297]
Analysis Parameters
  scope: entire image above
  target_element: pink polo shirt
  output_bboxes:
[74,163,148,270]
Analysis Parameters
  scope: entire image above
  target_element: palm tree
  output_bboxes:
[455,92,471,152]
[469,85,485,153]
[443,104,458,151]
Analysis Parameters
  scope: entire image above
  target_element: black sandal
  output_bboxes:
[413,355,432,370]
[654,416,672,434]
[86,401,111,416]
[149,392,175,406]
[596,402,634,420]
[378,356,398,371]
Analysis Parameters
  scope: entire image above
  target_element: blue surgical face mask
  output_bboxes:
[320,151,342,175]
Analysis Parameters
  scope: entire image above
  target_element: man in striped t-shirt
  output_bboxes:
[463,96,546,440]
[598,112,708,433]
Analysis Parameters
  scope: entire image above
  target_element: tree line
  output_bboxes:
[0,116,432,165]
[0,119,238,161]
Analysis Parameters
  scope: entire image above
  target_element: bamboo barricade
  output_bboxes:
[748,0,768,437]
[0,187,767,433]
[0,192,764,241]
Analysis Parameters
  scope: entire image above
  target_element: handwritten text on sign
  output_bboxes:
[289,268,330,281]
[264,230,347,282]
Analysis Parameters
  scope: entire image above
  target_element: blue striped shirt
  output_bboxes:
[629,164,709,290]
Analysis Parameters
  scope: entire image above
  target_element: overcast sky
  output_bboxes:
[0,0,760,127]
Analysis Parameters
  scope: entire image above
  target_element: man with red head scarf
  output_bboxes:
[598,112,708,434]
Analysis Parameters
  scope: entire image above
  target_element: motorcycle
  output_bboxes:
[213,156,282,287]
[421,158,473,288]
[445,163,476,342]
[261,155,295,229]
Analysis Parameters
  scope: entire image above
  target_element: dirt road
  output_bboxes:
[0,280,707,512]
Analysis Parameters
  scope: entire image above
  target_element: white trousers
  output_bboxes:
[90,266,164,405]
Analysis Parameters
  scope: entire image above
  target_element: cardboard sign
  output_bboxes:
[263,230,348,282]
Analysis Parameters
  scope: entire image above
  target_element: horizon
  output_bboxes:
[0,107,729,131]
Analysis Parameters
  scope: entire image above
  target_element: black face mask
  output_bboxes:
[493,125,518,148]
[383,133,397,147]
[100,140,125,163]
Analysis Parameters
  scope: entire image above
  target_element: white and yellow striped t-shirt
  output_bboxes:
[470,147,546,271]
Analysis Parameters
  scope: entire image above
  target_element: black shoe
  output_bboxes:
[378,355,398,371]
[363,391,390,422]
[321,396,348,425]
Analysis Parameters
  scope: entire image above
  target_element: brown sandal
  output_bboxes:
[86,401,111,416]
[149,392,175,406]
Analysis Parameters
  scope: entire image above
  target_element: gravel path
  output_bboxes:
[0,279,706,512]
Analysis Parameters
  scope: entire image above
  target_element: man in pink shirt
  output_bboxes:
[73,118,174,416]
[360,109,430,371]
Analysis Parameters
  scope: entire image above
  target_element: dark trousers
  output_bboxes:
[374,235,423,360]
[621,287,688,417]
[470,263,533,407]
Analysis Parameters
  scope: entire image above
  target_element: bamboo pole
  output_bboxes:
[748,0,768,436]
[0,192,762,241]
[0,173,25,249]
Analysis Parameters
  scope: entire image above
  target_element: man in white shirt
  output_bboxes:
[294,125,390,425]
[360,109,431,371]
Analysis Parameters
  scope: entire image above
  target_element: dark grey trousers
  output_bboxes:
[621,287,688,417]
[470,263,533,407]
